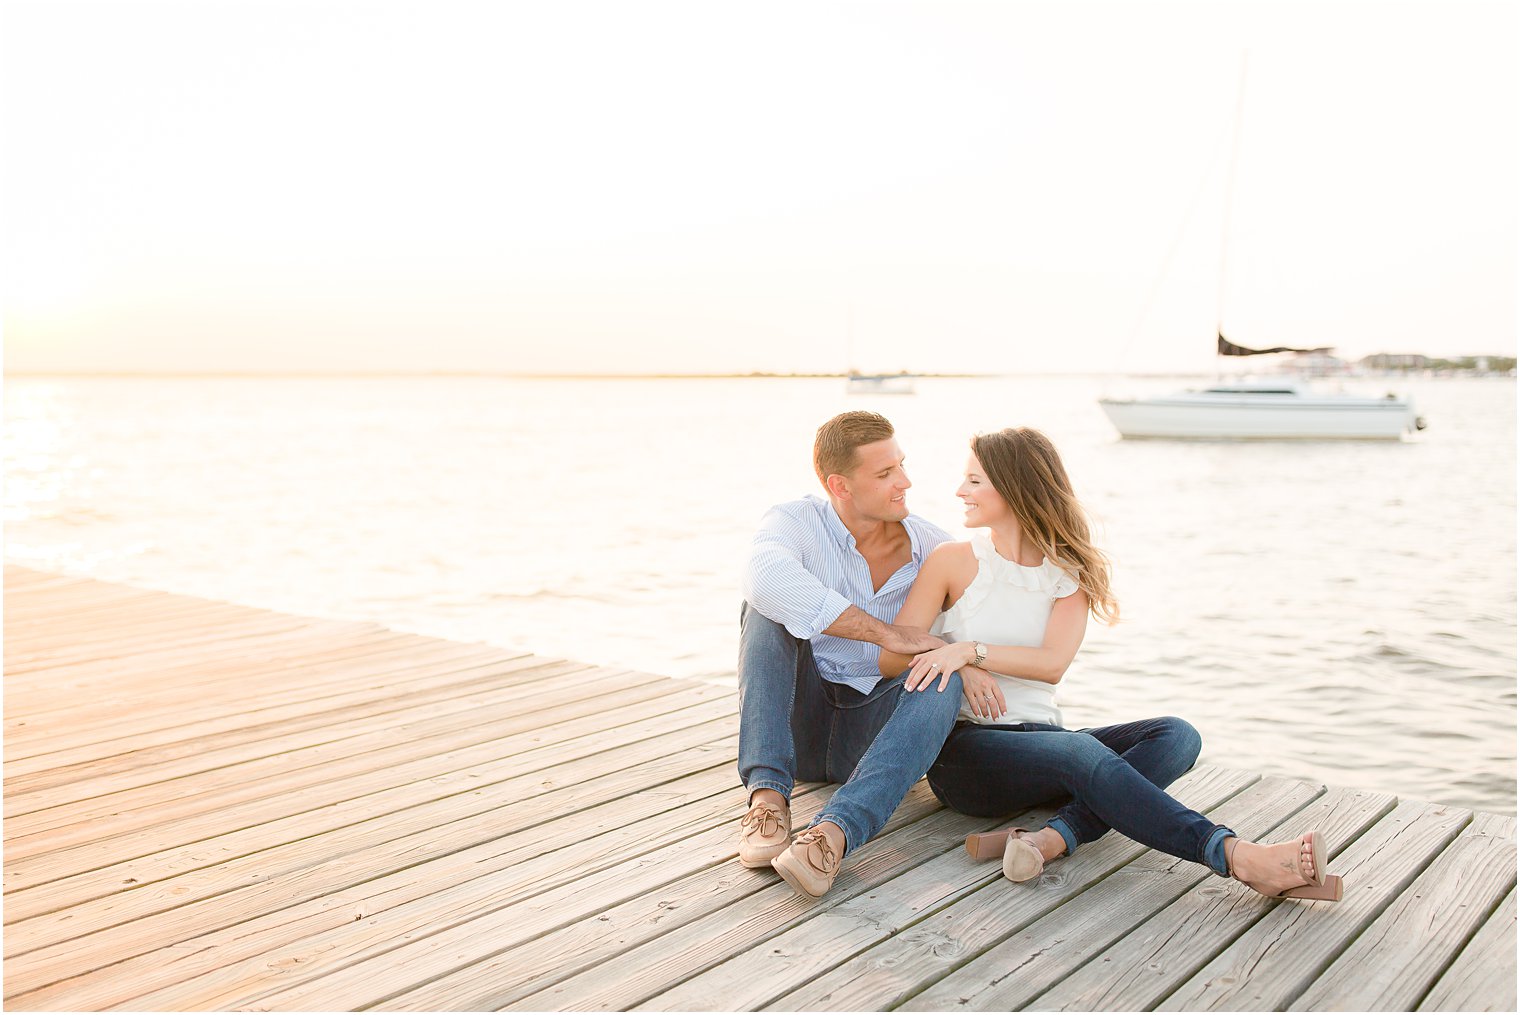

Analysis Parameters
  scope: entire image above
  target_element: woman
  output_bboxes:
[880,428,1342,901]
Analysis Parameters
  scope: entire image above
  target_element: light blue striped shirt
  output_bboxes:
[742,495,953,694]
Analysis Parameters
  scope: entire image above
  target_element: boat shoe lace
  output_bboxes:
[741,802,786,839]
[794,828,839,874]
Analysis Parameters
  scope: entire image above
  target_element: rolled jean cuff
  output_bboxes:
[745,778,792,804]
[1046,816,1080,857]
[1203,825,1237,877]
[809,811,862,857]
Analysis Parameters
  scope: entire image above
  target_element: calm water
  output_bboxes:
[4,375,1515,814]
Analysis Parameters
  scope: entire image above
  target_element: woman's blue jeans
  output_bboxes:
[737,603,963,857]
[926,718,1237,876]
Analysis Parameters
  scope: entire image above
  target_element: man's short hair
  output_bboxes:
[814,411,895,483]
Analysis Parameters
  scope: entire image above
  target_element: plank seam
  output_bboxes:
[879,774,1276,1012]
[1155,808,1473,1012]
[2,737,742,949]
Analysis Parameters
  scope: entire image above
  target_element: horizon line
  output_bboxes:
[10,368,1502,381]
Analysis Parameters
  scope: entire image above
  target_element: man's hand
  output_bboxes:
[880,625,945,658]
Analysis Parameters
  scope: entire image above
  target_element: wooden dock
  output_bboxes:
[4,564,1515,1011]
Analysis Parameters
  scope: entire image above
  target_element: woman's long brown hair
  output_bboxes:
[971,428,1118,624]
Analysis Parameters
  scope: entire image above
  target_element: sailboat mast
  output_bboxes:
[846,303,856,374]
[1218,53,1249,351]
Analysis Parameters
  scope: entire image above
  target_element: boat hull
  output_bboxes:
[1098,394,1419,440]
[846,374,916,395]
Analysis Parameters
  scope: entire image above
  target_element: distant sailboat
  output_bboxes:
[1099,371,1426,440]
[1098,57,1425,440]
[845,371,917,395]
[843,305,916,395]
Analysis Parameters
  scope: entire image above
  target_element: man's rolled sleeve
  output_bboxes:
[742,509,851,640]
[801,587,852,641]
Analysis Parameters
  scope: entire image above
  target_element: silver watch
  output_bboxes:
[972,643,988,667]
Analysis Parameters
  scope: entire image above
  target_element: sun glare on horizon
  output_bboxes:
[3,0,1515,376]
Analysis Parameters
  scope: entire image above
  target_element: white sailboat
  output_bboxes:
[843,306,916,395]
[846,371,917,395]
[1100,375,1426,440]
[1098,58,1425,441]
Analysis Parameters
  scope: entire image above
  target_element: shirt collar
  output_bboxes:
[904,515,927,561]
[819,496,926,560]
[820,497,855,549]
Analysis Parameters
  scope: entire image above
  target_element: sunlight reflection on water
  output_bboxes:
[5,374,1515,813]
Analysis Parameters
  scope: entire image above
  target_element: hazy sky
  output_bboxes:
[4,0,1515,375]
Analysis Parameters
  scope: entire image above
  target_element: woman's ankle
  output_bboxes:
[1032,826,1067,862]
[1209,830,1238,877]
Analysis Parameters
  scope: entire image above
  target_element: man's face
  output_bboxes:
[840,438,911,522]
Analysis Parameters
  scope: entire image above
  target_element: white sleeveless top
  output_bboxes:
[930,533,1081,726]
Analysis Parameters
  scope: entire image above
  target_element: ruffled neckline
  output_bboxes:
[934,533,1080,635]
[970,534,1074,592]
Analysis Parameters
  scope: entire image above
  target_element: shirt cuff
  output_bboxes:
[791,589,852,640]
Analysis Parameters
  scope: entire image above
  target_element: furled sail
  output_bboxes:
[1216,332,1329,357]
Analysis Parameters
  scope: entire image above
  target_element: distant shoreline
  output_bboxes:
[6,370,1517,381]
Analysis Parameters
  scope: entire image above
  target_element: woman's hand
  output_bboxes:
[905,641,977,692]
[960,665,1007,719]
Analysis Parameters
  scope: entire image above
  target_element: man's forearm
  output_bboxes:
[825,605,945,656]
[822,605,894,643]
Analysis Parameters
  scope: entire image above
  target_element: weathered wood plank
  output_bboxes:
[1003,787,1395,1013]
[2,621,412,708]
[3,636,514,758]
[466,800,987,1014]
[508,814,994,1012]
[2,564,82,585]
[4,659,652,813]
[892,779,1382,1014]
[5,734,739,984]
[3,606,390,683]
[4,613,358,676]
[8,767,779,1009]
[3,627,528,732]
[116,779,846,1012]
[3,721,740,942]
[3,649,572,802]
[5,599,263,649]
[5,679,732,861]
[1291,834,1517,1011]
[2,589,164,621]
[1418,888,1518,1012]
[5,600,289,654]
[3,659,628,808]
[1465,812,1516,839]
[4,598,211,632]
[1157,800,1472,1011]
[7,570,1514,1013]
[658,765,1258,1013]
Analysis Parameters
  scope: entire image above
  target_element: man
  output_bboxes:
[738,410,962,899]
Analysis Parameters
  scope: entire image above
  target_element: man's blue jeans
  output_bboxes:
[737,603,962,856]
[927,718,1238,876]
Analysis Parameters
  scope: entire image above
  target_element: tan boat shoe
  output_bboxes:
[737,799,790,868]
[1002,828,1044,883]
[771,828,839,898]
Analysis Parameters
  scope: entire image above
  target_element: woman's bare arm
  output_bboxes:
[903,589,1090,689]
[879,544,963,677]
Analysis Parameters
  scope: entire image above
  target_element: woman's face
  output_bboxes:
[957,452,1009,528]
